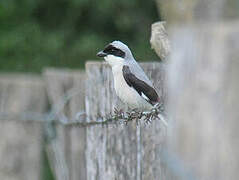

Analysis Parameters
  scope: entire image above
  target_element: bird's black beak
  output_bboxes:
[97,51,107,57]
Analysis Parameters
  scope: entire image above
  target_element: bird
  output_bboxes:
[97,40,160,110]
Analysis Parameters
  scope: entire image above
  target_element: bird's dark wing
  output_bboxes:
[122,65,159,105]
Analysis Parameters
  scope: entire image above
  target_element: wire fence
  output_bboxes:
[0,63,197,180]
[1,20,239,180]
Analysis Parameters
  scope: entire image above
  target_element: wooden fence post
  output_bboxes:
[85,62,138,180]
[140,63,167,180]
[155,0,227,23]
[150,22,171,61]
[165,22,239,180]
[85,61,166,180]
[0,74,47,180]
[43,68,86,180]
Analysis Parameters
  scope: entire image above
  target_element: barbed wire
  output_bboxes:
[0,85,168,128]
[0,105,167,127]
[0,85,200,180]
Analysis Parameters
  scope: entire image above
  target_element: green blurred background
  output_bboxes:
[0,0,160,73]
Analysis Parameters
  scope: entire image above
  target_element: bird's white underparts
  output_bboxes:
[97,41,160,111]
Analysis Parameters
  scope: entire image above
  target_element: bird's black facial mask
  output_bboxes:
[97,44,125,58]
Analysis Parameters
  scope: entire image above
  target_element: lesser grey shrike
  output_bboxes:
[97,41,160,110]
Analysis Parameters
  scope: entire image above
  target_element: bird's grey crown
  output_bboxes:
[102,43,125,58]
[111,41,129,51]
[109,41,153,86]
[110,41,134,60]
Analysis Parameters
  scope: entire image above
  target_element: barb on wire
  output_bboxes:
[109,102,168,127]
[0,83,167,128]
[0,102,167,128]
[64,102,167,127]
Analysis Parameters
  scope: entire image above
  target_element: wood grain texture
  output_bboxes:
[155,0,226,23]
[44,68,86,180]
[166,22,239,180]
[140,63,167,180]
[85,61,166,180]
[150,22,171,61]
[0,74,47,180]
[85,62,138,180]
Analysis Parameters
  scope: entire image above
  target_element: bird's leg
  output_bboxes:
[119,109,124,115]
[114,107,124,115]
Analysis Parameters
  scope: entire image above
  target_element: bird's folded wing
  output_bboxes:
[122,65,159,105]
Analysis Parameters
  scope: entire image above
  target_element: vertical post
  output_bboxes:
[140,63,167,180]
[166,23,239,179]
[155,0,226,23]
[85,62,138,180]
[44,68,86,180]
[85,61,166,180]
[0,74,47,180]
[69,71,86,180]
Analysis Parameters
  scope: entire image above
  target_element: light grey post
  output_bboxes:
[0,74,47,180]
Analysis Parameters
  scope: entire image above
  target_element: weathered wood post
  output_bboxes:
[85,61,167,180]
[152,1,239,177]
[150,22,170,61]
[155,0,227,23]
[0,74,47,180]
[152,0,239,176]
[44,68,86,180]
[165,22,239,180]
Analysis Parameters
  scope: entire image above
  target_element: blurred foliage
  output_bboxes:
[41,148,55,180]
[0,0,160,72]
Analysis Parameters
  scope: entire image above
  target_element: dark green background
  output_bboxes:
[0,0,160,73]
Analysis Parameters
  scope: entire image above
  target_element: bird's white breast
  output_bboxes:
[112,65,152,110]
